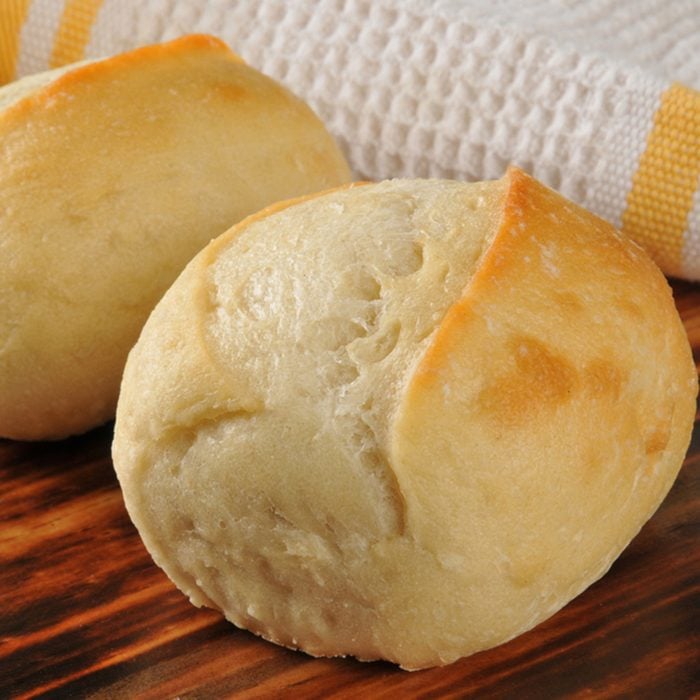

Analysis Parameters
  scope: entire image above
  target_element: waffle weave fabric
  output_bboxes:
[2,0,699,279]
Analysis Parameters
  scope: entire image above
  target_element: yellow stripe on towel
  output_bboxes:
[50,0,104,68]
[622,83,700,276]
[0,0,32,85]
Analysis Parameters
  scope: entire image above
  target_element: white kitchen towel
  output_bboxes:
[2,0,699,279]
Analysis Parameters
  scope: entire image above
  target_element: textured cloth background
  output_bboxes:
[1,0,699,279]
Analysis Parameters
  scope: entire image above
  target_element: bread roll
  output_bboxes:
[112,167,696,670]
[0,34,350,440]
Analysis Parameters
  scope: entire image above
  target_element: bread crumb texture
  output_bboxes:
[112,168,697,670]
[0,35,350,440]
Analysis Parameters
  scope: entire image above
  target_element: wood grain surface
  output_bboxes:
[1,280,699,700]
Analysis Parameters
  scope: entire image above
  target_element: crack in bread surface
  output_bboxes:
[193,181,503,543]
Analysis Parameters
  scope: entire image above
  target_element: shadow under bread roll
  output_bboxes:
[0,34,351,441]
[112,167,697,670]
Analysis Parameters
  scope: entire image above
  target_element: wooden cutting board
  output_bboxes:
[2,280,699,699]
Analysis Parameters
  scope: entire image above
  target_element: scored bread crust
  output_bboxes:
[0,34,350,440]
[112,167,697,670]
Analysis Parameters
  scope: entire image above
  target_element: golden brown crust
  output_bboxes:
[391,167,696,660]
[0,35,241,126]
